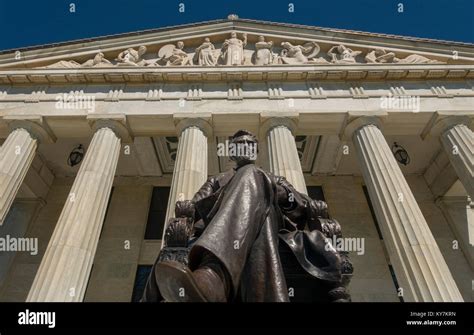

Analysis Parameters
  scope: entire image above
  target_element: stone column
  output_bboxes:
[349,118,463,302]
[264,118,307,195]
[440,123,473,200]
[27,120,128,302]
[0,128,37,225]
[162,118,210,240]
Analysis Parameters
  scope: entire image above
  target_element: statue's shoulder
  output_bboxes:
[208,169,235,187]
[255,166,279,181]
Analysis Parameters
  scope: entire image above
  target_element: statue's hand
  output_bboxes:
[276,184,292,209]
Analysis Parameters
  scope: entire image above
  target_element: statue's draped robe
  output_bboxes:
[221,38,245,65]
[195,43,217,66]
[142,163,342,302]
[253,42,273,65]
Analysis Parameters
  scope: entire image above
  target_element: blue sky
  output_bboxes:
[0,0,473,51]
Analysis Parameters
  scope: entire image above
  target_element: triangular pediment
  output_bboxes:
[1,17,474,70]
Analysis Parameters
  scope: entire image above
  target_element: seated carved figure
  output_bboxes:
[142,130,353,302]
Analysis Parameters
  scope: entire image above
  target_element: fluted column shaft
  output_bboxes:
[267,125,307,195]
[27,127,120,302]
[440,124,474,199]
[353,124,463,302]
[162,125,208,240]
[0,128,37,225]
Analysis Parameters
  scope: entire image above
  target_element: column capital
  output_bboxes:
[3,115,56,144]
[259,112,299,137]
[86,114,132,143]
[174,114,213,137]
[341,114,385,141]
[422,112,473,139]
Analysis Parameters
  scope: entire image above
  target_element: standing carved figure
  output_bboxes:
[194,38,218,66]
[252,36,274,65]
[220,32,247,65]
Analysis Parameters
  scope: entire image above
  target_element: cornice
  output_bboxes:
[0,64,473,85]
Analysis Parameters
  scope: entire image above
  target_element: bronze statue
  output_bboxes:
[142,130,353,302]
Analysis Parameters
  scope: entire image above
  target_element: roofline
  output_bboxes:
[236,18,474,47]
[0,16,473,55]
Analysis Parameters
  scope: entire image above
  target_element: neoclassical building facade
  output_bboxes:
[0,16,472,302]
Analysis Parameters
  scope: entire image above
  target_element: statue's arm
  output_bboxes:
[275,175,330,230]
[275,176,309,229]
[115,51,125,61]
[181,176,218,236]
[191,177,217,204]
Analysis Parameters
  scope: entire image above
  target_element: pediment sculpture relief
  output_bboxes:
[194,38,219,66]
[36,35,447,69]
[279,41,329,64]
[365,48,444,64]
[328,45,362,64]
[81,52,113,67]
[220,32,247,65]
[156,41,192,66]
[252,35,275,65]
[115,46,147,66]
[41,52,113,68]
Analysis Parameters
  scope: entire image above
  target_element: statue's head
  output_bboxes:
[177,41,184,49]
[204,37,211,43]
[229,129,258,167]
[138,46,147,55]
[258,35,265,42]
[231,32,237,38]
[337,45,347,53]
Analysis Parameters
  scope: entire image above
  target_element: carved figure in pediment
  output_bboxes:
[365,48,444,64]
[115,46,147,66]
[39,52,112,68]
[220,32,247,65]
[365,49,397,63]
[328,44,362,64]
[41,60,80,68]
[81,52,112,67]
[393,54,444,64]
[158,41,191,66]
[252,36,274,65]
[194,38,218,66]
[279,41,327,64]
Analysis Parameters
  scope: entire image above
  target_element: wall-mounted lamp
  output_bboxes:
[391,142,410,166]
[67,144,84,167]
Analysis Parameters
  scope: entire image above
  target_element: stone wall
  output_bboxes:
[0,182,70,301]
[84,186,152,302]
